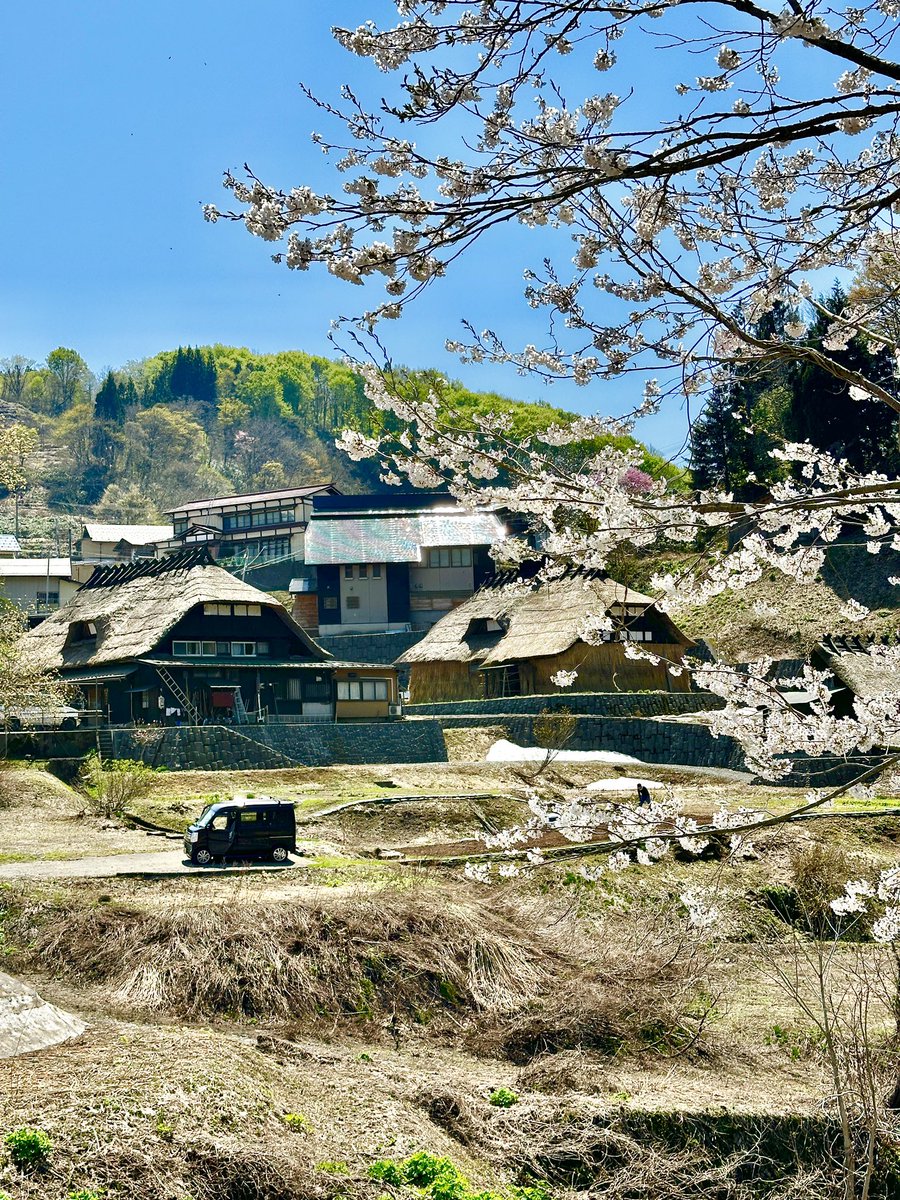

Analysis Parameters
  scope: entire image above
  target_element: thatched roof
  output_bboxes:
[397,573,673,666]
[21,549,326,671]
[812,635,900,699]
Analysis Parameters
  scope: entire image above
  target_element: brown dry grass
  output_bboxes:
[5,880,715,1064]
[0,765,155,861]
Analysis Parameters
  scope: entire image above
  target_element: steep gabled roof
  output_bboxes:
[21,549,328,670]
[397,572,677,666]
[812,635,900,699]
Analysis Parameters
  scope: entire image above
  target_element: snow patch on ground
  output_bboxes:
[585,776,662,792]
[485,739,644,765]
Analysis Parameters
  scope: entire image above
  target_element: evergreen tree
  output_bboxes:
[789,283,899,473]
[94,371,124,422]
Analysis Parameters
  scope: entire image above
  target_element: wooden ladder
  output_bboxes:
[155,666,200,724]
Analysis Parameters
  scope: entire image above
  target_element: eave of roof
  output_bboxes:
[167,483,337,515]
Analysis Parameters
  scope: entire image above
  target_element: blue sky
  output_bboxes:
[0,2,832,459]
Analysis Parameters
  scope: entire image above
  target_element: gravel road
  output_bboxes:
[0,851,299,880]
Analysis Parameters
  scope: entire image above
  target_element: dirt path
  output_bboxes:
[0,850,300,881]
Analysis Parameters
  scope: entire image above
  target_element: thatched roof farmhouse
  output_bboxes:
[21,549,398,725]
[397,569,694,702]
[810,634,900,718]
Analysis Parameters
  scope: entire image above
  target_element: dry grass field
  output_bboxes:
[2,759,900,1197]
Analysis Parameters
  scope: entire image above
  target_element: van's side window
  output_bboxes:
[210,814,230,830]
[240,811,258,823]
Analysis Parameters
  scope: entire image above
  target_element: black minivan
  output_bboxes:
[184,798,296,865]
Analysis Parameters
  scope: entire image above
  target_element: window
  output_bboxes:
[248,604,261,617]
[303,680,332,702]
[223,506,295,532]
[428,546,472,568]
[220,537,290,563]
[174,519,188,535]
[230,642,256,657]
[338,679,389,701]
[287,678,302,701]
[345,595,361,610]
[358,564,368,578]
[173,640,201,656]
[239,810,258,823]
[257,641,269,656]
[210,813,230,831]
[233,604,247,617]
[216,641,230,656]
[324,596,338,610]
[37,591,59,607]
[202,641,217,656]
[372,563,382,578]
[344,565,354,578]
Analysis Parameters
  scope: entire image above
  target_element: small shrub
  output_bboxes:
[489,1087,519,1108]
[155,1119,174,1141]
[68,1191,103,1200]
[317,1161,349,1174]
[791,844,867,937]
[368,1159,406,1186]
[4,1126,52,1169]
[79,752,159,819]
[283,1112,312,1133]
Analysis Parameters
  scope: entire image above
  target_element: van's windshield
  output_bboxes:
[197,805,232,828]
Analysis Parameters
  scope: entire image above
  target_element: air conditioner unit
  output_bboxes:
[388,703,403,717]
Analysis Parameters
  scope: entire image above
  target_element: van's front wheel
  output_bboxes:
[272,846,289,863]
[193,848,213,866]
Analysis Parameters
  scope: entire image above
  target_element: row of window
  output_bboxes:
[223,506,297,531]
[344,563,382,579]
[173,640,268,658]
[218,537,291,563]
[426,547,472,568]
[202,603,263,618]
[337,679,390,701]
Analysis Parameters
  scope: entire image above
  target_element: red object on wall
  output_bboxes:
[211,690,235,708]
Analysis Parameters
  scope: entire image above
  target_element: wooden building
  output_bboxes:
[20,549,399,725]
[396,570,695,703]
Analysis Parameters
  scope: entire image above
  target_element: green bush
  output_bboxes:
[283,1112,312,1133]
[489,1087,519,1108]
[367,1152,544,1200]
[68,1190,103,1200]
[4,1126,53,1168]
[316,1161,349,1175]
[79,752,160,819]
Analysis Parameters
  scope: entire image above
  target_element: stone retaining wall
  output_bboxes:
[315,630,425,665]
[435,714,886,786]
[112,720,448,771]
[408,691,724,718]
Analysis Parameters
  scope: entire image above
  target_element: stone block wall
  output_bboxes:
[435,713,887,786]
[111,719,448,770]
[407,691,725,719]
[315,630,425,665]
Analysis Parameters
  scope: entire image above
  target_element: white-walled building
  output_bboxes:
[0,557,77,616]
[303,493,506,635]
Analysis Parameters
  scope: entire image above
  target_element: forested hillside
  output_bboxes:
[0,345,681,538]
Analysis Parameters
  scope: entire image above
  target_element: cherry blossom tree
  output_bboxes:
[209,2,900,836]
